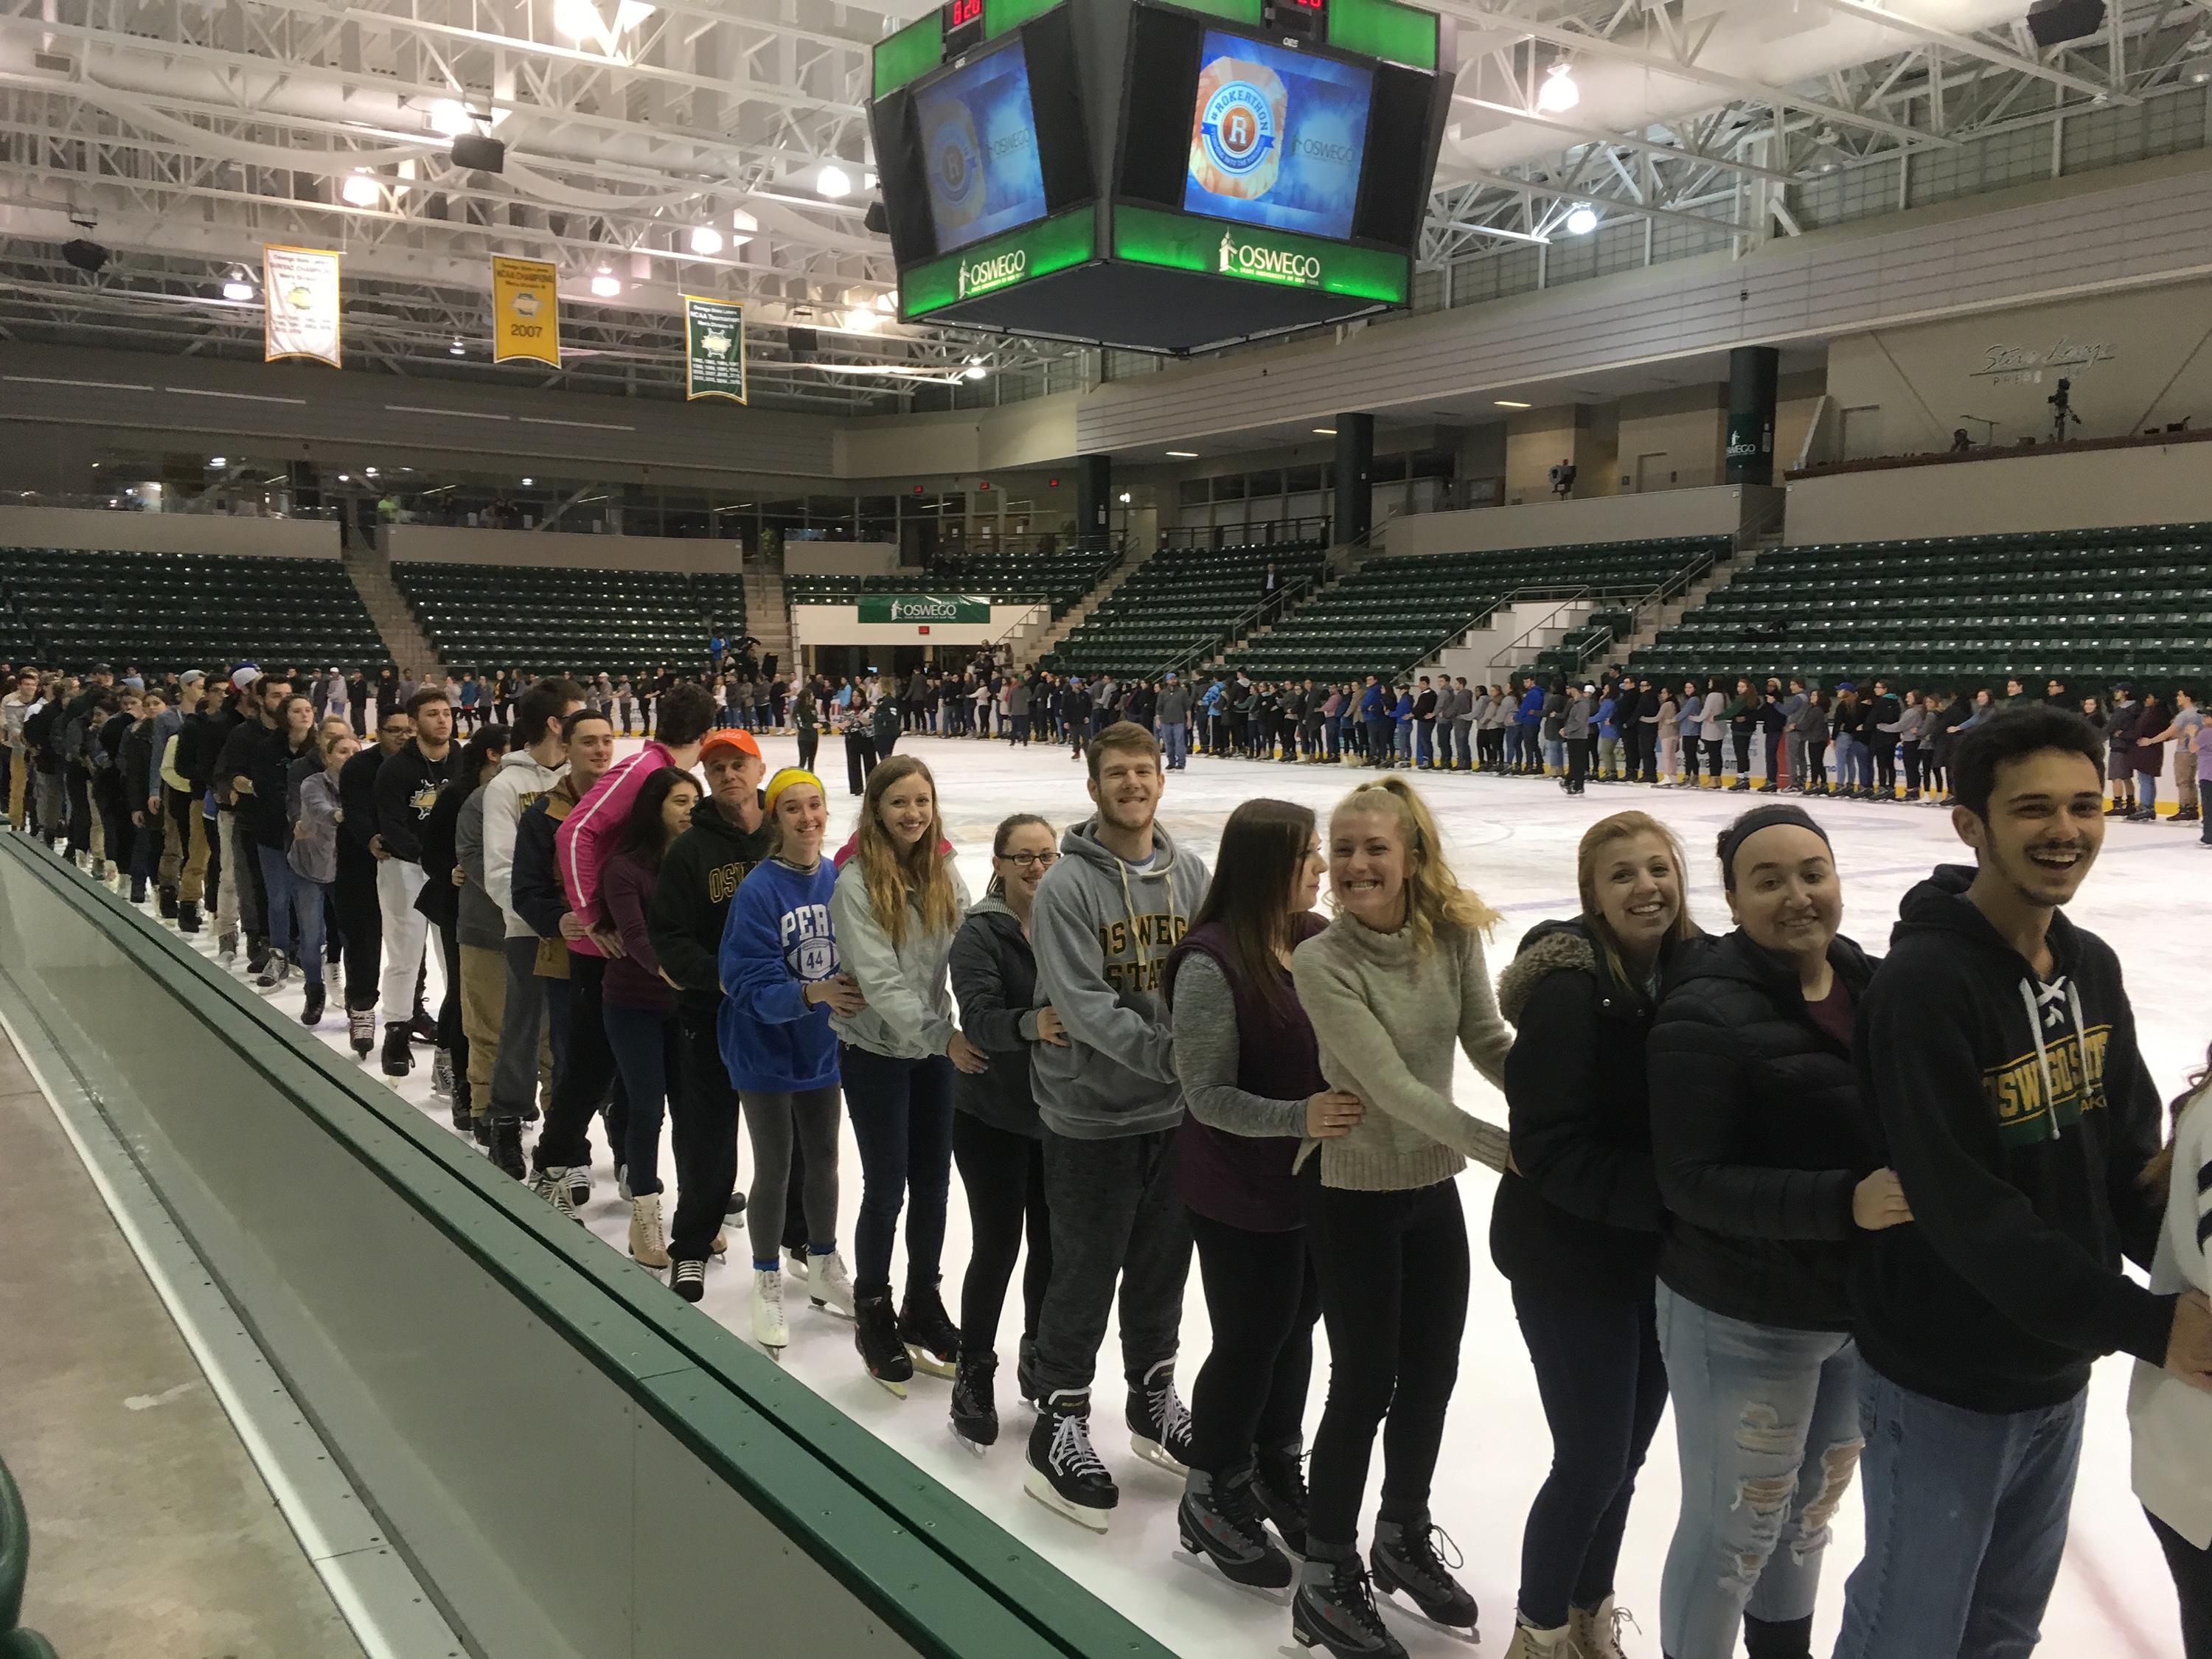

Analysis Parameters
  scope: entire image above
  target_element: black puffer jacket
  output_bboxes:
[1489,919,1669,1303]
[948,892,1045,1138]
[1648,928,1881,1331]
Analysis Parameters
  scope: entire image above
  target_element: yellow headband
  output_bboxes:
[762,768,825,815]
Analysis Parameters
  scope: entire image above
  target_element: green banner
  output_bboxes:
[857,594,992,624]
[902,208,1096,317]
[682,295,747,403]
[1111,206,1408,305]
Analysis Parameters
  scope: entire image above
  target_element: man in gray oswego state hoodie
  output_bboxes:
[1023,720,1211,1531]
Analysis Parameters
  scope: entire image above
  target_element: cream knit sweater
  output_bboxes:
[1291,911,1513,1191]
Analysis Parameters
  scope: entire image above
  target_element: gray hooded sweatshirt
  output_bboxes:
[828,852,973,1060]
[1029,817,1212,1139]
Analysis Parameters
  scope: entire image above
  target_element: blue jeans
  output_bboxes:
[1160,721,1186,768]
[1324,714,1342,759]
[601,999,679,1197]
[1833,1370,2087,1659]
[1834,734,1868,790]
[256,844,302,958]
[293,874,328,970]
[1415,718,1436,766]
[1655,1284,1863,1659]
[1364,715,1391,762]
[1546,737,1565,771]
[839,1043,956,1301]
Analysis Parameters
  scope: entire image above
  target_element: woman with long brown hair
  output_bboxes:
[1166,797,1361,1590]
[1491,811,1696,1659]
[829,754,984,1395]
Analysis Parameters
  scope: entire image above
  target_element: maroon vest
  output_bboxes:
[1167,914,1327,1232]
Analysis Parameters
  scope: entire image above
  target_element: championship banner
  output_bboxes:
[856,594,991,624]
[683,295,747,403]
[491,256,561,366]
[262,245,342,367]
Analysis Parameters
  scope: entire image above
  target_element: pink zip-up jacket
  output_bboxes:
[553,740,673,958]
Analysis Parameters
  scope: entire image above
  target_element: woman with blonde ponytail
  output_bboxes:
[1285,773,1513,1659]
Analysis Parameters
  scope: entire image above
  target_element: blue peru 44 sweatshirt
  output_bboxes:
[717,855,842,1094]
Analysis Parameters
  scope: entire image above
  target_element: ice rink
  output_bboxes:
[221,729,2197,1659]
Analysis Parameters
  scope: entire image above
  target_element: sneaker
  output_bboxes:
[300,981,326,1028]
[1180,1464,1293,1590]
[1568,1596,1639,1659]
[854,1293,914,1397]
[1127,1357,1194,1474]
[950,1349,998,1450]
[747,1267,788,1349]
[429,1046,455,1100]
[1292,1551,1407,1658]
[898,1282,960,1379]
[1253,1440,1311,1556]
[628,1192,669,1270]
[807,1249,856,1318]
[487,1116,526,1181]
[380,1023,414,1078]
[671,1259,708,1305]
[349,1007,375,1057]
[1024,1389,1116,1531]
[1369,1513,1478,1636]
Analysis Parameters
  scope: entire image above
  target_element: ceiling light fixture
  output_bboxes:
[208,456,226,467]
[1312,426,1337,435]
[845,307,880,332]
[221,276,254,302]
[554,0,605,38]
[1565,204,1599,236]
[590,268,622,297]
[1495,399,1531,408]
[428,98,474,137]
[1118,491,1132,504]
[964,364,987,380]
[817,164,852,198]
[1536,62,1580,114]
[449,337,466,355]
[1165,449,1198,458]
[521,476,534,486]
[689,224,725,255]
[876,288,898,313]
[341,170,380,206]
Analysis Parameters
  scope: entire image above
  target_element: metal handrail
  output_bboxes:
[1485,550,1719,682]
[1150,570,1323,681]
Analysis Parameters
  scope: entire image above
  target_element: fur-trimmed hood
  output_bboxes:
[1496,919,1599,1024]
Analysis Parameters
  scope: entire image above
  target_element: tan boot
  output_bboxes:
[1502,1619,1580,1659]
[629,1192,669,1270]
[1569,1596,1636,1659]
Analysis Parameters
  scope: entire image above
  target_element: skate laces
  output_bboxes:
[756,1269,783,1307]
[1589,1601,1640,1658]
[1395,1520,1465,1589]
[1051,1411,1108,1481]
[1324,1557,1389,1635]
[1147,1368,1192,1444]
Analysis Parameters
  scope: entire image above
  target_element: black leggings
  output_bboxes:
[2150,1506,2212,1659]
[1732,731,1753,779]
[1189,1212,1320,1477]
[1703,739,1723,779]
[1874,741,1897,794]
[1511,1280,1669,1630]
[1902,741,1929,795]
[1806,750,1829,793]
[952,1113,1051,1360]
[1301,1169,1470,1550]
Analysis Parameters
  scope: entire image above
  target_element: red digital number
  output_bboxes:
[947,0,982,27]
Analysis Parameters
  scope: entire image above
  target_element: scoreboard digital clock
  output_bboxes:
[869,0,1449,354]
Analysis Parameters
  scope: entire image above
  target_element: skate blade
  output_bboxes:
[1021,1468,1112,1532]
[1171,1543,1294,1604]
[870,1373,908,1399]
[808,1296,855,1321]
[905,1346,956,1380]
[757,1340,787,1363]
[950,1426,993,1458]
[1374,1588,1479,1645]
[1129,1436,1190,1477]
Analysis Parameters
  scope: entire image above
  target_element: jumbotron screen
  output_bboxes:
[1183,31,1372,241]
[916,38,1049,254]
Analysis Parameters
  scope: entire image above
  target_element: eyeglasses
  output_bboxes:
[1002,851,1059,869]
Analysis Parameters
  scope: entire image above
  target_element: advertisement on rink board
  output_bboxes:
[262,245,342,367]
[491,256,562,367]
[683,296,748,403]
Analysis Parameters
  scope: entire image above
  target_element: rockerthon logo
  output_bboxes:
[1215,229,1321,288]
[956,247,1028,299]
[887,597,966,621]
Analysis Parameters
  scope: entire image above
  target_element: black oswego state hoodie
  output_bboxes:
[1851,863,2171,1413]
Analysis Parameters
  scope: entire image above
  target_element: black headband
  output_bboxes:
[1717,804,1832,889]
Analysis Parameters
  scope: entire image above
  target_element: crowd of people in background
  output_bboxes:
[3,646,2210,1659]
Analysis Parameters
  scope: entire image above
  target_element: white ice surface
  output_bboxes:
[202,731,2193,1659]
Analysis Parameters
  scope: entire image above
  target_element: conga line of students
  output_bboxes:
[41,682,2212,1659]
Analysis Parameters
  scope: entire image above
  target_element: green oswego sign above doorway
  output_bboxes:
[856,594,993,624]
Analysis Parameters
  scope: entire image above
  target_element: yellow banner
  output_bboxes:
[262,245,341,367]
[491,256,560,366]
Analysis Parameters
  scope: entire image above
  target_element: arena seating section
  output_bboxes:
[394,561,742,674]
[785,544,1106,619]
[1631,524,2212,688]
[1046,541,1328,679]
[1225,535,1725,682]
[0,547,385,673]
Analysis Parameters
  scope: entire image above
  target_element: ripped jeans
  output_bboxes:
[1656,1284,1863,1659]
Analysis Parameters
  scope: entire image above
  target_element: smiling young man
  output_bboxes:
[1837,707,2212,1659]
[1025,720,1211,1531]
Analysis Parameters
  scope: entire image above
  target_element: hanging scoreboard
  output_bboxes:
[869,0,1449,354]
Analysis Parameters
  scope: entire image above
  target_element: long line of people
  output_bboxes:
[8,658,2212,1659]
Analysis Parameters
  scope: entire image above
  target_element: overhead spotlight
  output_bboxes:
[1536,62,1580,114]
[817,164,852,198]
[521,476,534,486]
[845,308,880,333]
[428,98,474,137]
[689,224,725,255]
[364,466,379,478]
[1564,204,1599,236]
[876,288,898,313]
[1495,398,1531,408]
[554,0,605,38]
[590,267,622,297]
[337,473,351,482]
[208,456,227,468]
[1164,449,1197,458]
[1312,426,1337,435]
[341,170,381,207]
[730,208,757,247]
[449,337,466,355]
[1117,490,1131,504]
[451,133,506,173]
[62,238,108,274]
[221,275,255,302]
